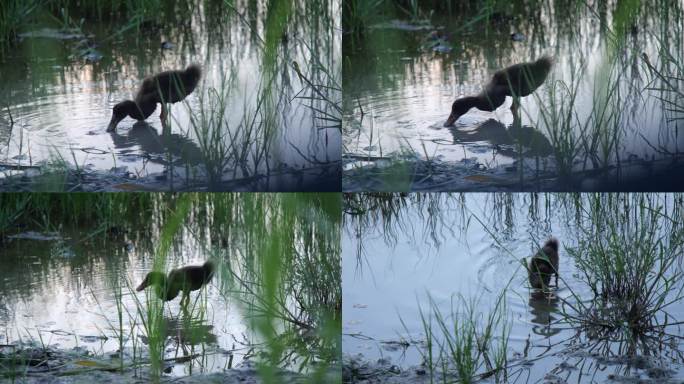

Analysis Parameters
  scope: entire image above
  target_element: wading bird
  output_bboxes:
[136,260,215,308]
[107,64,202,132]
[527,237,559,290]
[444,56,553,127]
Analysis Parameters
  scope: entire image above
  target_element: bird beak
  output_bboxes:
[107,114,123,132]
[444,113,458,127]
[135,278,148,292]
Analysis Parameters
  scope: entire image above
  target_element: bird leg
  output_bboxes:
[160,103,168,126]
[511,97,520,119]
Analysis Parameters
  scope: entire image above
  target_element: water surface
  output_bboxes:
[0,0,341,191]
[0,193,340,377]
[343,1,684,191]
[342,193,684,382]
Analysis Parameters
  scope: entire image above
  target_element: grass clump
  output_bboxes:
[0,0,165,57]
[564,194,684,338]
[407,292,510,383]
[0,0,41,56]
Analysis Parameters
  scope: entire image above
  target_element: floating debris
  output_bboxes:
[380,340,410,352]
[51,241,76,258]
[75,38,97,50]
[421,30,453,53]
[82,49,104,63]
[79,335,108,343]
[80,147,109,155]
[511,32,526,42]
[8,231,63,241]
[18,28,85,40]
[372,19,433,31]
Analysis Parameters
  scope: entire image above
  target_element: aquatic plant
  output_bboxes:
[342,0,682,190]
[563,194,684,338]
[208,193,341,382]
[642,36,684,156]
[343,0,385,40]
[0,0,40,56]
[406,292,510,383]
[0,193,340,382]
[0,192,155,236]
[0,0,165,57]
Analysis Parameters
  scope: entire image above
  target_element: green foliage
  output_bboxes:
[408,292,510,383]
[564,194,684,336]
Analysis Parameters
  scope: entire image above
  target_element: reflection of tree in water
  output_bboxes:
[343,193,469,260]
[344,193,564,263]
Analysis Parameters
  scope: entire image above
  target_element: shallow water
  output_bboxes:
[0,0,341,191]
[342,194,684,382]
[0,193,341,380]
[0,225,249,376]
[343,1,684,191]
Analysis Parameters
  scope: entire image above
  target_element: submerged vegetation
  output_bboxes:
[343,193,684,383]
[0,193,341,382]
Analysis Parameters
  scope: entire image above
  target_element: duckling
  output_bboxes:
[444,56,553,127]
[528,237,559,289]
[107,64,202,132]
[135,260,214,307]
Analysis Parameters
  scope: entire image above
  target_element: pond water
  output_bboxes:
[0,224,248,376]
[0,193,340,378]
[342,194,684,382]
[0,0,341,191]
[343,1,684,191]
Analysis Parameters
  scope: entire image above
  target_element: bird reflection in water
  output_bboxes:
[447,118,553,158]
[528,290,560,338]
[109,121,204,168]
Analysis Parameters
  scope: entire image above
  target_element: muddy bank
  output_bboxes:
[343,155,684,192]
[343,353,684,384]
[0,162,341,192]
[1,344,339,383]
[15,368,339,384]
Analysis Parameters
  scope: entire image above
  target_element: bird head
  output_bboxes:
[534,56,555,75]
[185,64,202,85]
[107,100,136,132]
[135,271,166,291]
[544,236,559,252]
[444,98,472,127]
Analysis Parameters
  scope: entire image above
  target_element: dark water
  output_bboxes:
[0,0,341,191]
[342,194,684,382]
[343,1,684,191]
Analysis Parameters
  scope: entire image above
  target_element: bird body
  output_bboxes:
[107,64,202,132]
[136,65,201,104]
[444,56,553,127]
[136,260,214,307]
[490,57,552,98]
[528,237,559,289]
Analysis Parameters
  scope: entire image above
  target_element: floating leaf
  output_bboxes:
[74,360,110,368]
